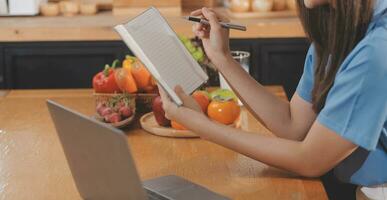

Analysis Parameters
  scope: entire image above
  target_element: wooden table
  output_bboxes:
[0,87,327,200]
[0,90,8,98]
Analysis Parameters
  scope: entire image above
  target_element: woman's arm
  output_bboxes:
[191,8,316,140]
[160,89,357,177]
[218,56,317,141]
[187,109,356,177]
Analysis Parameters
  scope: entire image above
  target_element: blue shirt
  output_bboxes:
[296,0,387,186]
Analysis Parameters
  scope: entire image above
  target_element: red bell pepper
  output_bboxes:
[92,60,121,93]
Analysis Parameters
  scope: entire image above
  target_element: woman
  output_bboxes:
[159,0,387,199]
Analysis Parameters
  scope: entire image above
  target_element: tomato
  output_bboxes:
[192,91,210,113]
[207,99,240,125]
[171,121,187,130]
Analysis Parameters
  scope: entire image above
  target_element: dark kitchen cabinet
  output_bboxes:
[0,38,310,99]
[2,41,129,89]
[0,45,4,89]
[258,38,310,98]
[230,38,310,98]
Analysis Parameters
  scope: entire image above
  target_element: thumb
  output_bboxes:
[174,85,189,100]
[201,7,221,30]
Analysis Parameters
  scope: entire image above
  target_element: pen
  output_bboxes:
[183,16,247,31]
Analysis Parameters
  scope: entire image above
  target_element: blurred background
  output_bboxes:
[0,0,308,99]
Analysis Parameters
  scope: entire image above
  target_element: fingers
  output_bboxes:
[193,25,209,39]
[190,7,230,39]
[210,9,230,22]
[174,85,190,102]
[158,85,179,119]
[174,85,184,93]
[191,7,230,22]
[201,7,221,30]
[158,84,168,101]
[157,84,172,108]
[193,24,209,38]
[192,23,205,33]
[174,86,203,113]
[190,9,203,16]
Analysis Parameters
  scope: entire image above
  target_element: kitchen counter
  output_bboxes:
[0,90,9,98]
[0,86,327,200]
[0,9,305,42]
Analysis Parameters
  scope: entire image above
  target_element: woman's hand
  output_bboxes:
[191,7,231,66]
[158,85,204,122]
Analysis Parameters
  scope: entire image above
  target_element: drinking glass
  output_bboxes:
[219,51,250,90]
[219,51,250,105]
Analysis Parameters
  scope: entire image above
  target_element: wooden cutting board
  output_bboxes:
[140,112,241,138]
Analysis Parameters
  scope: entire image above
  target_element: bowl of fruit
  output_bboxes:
[92,57,158,128]
[140,88,241,137]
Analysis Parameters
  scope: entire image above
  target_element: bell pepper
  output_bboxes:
[124,55,154,91]
[115,67,138,93]
[92,60,121,93]
[122,55,136,71]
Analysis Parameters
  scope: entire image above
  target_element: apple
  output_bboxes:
[152,96,171,127]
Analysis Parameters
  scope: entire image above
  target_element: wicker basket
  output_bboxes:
[93,93,136,128]
[94,93,157,105]
[93,93,157,128]
[93,111,136,128]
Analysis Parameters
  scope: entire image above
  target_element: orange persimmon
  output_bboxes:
[207,98,240,125]
[192,91,210,113]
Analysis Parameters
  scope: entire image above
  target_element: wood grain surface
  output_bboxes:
[113,0,181,7]
[226,9,297,19]
[140,112,241,138]
[0,9,305,42]
[0,86,327,200]
[0,90,9,98]
[140,112,200,138]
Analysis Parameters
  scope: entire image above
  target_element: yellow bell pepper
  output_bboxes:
[122,55,137,71]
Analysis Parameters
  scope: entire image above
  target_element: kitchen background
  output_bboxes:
[0,0,308,99]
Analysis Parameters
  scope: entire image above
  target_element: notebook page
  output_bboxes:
[122,8,207,95]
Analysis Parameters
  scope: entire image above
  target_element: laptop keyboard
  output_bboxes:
[145,188,170,200]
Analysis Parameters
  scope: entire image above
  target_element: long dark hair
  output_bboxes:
[296,0,374,112]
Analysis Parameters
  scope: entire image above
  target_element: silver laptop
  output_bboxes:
[47,100,230,200]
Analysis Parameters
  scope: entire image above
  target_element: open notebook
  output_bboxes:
[114,7,208,106]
